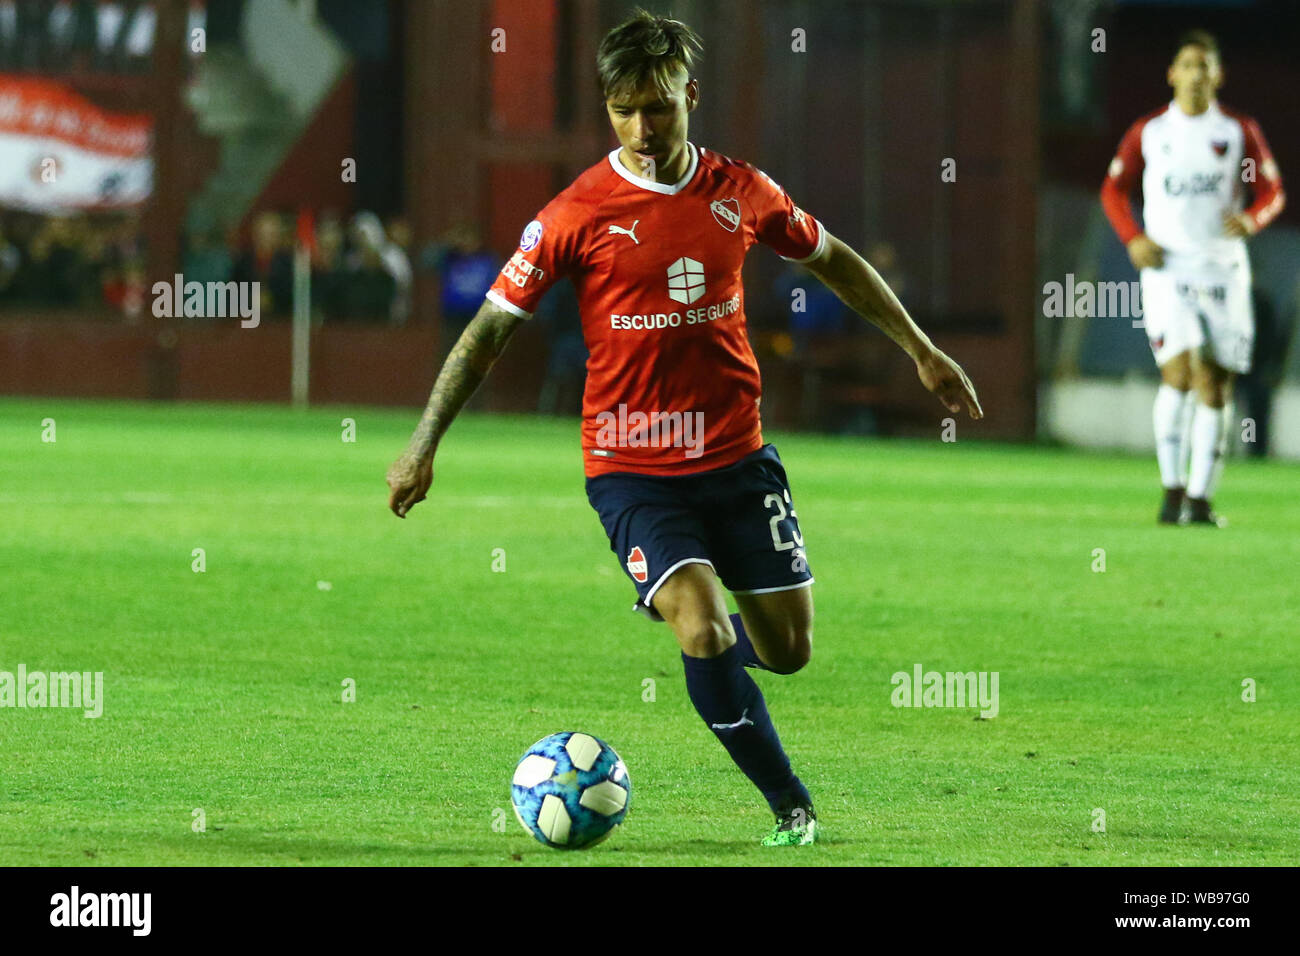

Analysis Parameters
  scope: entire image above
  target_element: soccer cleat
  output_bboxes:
[1186,497,1226,527]
[1158,487,1186,525]
[761,806,818,846]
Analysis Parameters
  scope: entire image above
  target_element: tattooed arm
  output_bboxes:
[386,299,526,517]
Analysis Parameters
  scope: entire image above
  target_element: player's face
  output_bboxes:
[1166,44,1222,111]
[606,72,699,183]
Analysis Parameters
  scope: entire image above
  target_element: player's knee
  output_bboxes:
[675,617,734,659]
[767,625,813,674]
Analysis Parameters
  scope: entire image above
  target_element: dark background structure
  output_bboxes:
[1,0,1296,446]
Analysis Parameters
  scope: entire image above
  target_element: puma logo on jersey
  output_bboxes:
[609,221,640,244]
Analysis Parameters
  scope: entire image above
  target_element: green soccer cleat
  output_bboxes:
[761,807,819,846]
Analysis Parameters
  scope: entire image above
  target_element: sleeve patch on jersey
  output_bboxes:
[1108,157,1123,179]
[1262,158,1280,182]
[519,220,543,252]
[500,250,545,288]
[778,218,826,264]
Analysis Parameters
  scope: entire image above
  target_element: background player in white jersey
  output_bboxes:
[1101,30,1286,525]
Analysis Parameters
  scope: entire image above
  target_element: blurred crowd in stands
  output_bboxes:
[0,207,911,346]
[0,0,187,73]
[0,211,147,311]
[196,209,415,324]
[0,0,225,73]
[0,208,421,323]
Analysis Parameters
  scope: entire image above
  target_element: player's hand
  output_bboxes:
[1126,234,1165,270]
[386,452,433,518]
[916,347,983,420]
[1222,212,1256,238]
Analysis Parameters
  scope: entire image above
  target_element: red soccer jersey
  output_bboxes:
[486,143,826,477]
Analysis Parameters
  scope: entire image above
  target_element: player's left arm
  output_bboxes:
[1225,118,1286,238]
[804,232,983,420]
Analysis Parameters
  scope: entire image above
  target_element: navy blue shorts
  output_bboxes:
[585,444,813,619]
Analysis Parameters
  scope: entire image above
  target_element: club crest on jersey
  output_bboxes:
[626,546,649,583]
[519,220,543,252]
[1210,139,1228,157]
[710,198,741,233]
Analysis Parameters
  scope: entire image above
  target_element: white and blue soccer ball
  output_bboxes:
[510,732,631,849]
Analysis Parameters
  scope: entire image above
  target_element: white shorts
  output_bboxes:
[1139,254,1253,373]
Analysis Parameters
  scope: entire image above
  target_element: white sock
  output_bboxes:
[1177,395,1194,488]
[1187,402,1228,500]
[1153,385,1192,489]
[1209,400,1233,497]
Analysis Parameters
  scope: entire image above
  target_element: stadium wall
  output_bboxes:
[1042,379,1300,462]
[0,316,547,409]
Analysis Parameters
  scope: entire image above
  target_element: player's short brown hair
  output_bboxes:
[596,9,702,101]
[1174,29,1220,60]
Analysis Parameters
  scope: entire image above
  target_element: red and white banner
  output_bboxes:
[0,76,153,211]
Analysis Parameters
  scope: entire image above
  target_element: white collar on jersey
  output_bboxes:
[607,142,700,195]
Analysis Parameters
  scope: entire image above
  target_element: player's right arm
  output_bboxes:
[386,298,525,518]
[1101,117,1164,270]
[387,194,579,518]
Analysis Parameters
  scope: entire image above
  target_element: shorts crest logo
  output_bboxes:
[626,546,648,583]
[710,198,741,233]
[520,220,543,252]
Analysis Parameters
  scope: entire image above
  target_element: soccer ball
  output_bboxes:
[510,732,631,849]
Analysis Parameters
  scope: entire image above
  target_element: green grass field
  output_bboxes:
[1,396,1297,866]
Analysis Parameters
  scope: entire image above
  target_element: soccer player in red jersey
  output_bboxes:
[1101,30,1285,525]
[388,11,982,845]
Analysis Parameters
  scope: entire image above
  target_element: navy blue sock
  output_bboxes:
[728,612,771,671]
[681,644,812,815]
